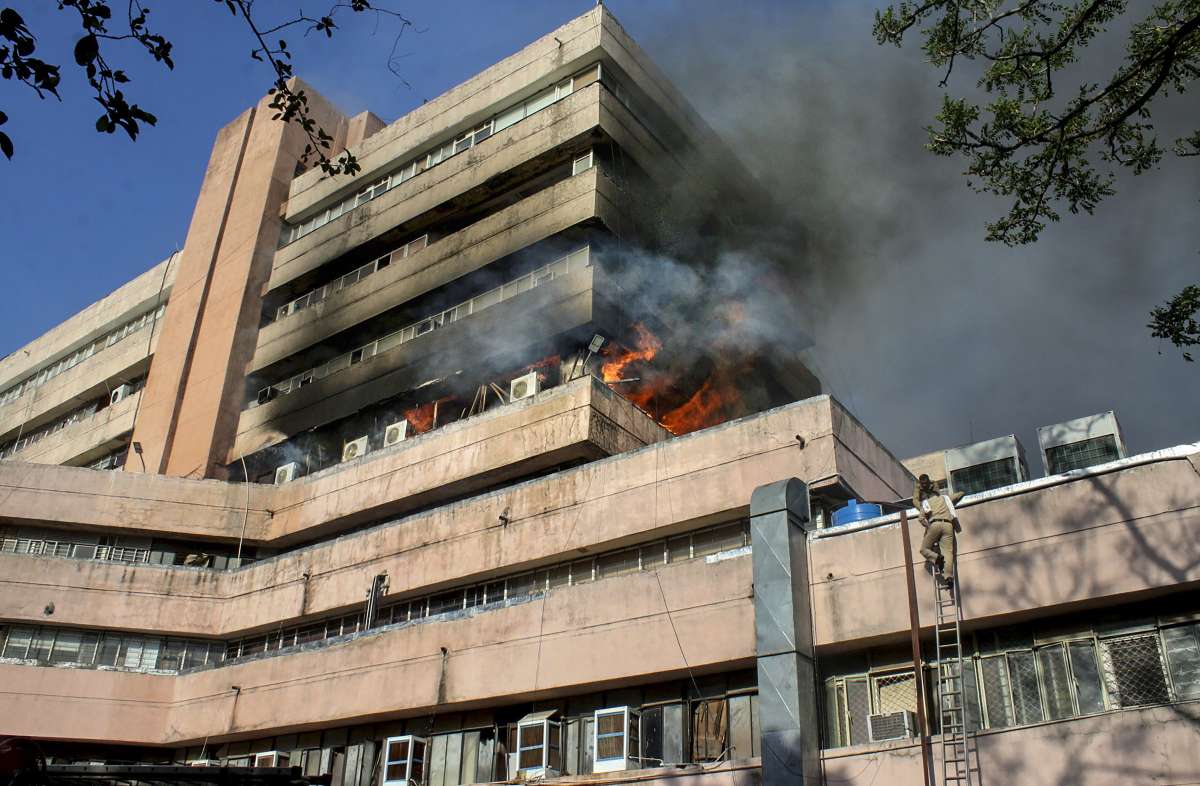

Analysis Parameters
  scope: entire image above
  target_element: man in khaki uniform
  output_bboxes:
[915,474,966,587]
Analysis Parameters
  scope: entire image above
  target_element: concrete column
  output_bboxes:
[750,477,820,785]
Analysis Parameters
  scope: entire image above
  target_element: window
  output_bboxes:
[1036,644,1074,720]
[572,150,593,176]
[1006,650,1044,724]
[2,627,32,659]
[950,457,1020,495]
[1101,634,1171,707]
[1068,640,1107,713]
[1045,435,1121,474]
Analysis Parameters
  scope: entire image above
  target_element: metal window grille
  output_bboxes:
[1045,435,1120,474]
[978,654,1015,729]
[872,671,918,715]
[1100,634,1171,707]
[1006,650,1044,724]
[950,457,1019,495]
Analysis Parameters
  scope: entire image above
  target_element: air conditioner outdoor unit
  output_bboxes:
[516,710,561,779]
[186,761,222,768]
[509,371,541,402]
[253,751,289,768]
[256,386,276,406]
[592,706,641,773]
[868,710,916,742]
[110,384,133,405]
[274,462,299,485]
[383,420,409,447]
[342,435,369,462]
[381,735,427,786]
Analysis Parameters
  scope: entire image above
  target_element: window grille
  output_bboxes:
[1045,435,1121,474]
[1006,650,1044,724]
[950,457,1019,495]
[1101,634,1171,707]
[872,671,918,716]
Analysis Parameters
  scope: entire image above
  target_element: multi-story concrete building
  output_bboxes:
[2,8,1198,786]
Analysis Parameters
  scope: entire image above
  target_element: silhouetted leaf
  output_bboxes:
[73,34,99,65]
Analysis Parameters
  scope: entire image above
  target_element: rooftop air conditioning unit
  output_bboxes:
[516,710,562,779]
[509,371,541,403]
[1037,411,1127,476]
[868,710,916,742]
[383,420,409,448]
[944,434,1029,496]
[381,735,427,786]
[274,462,299,485]
[342,435,369,462]
[110,384,133,405]
[592,706,641,773]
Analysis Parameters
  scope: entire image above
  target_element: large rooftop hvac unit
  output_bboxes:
[1037,411,1127,475]
[944,434,1029,496]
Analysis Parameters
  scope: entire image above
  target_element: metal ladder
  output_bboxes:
[933,573,971,785]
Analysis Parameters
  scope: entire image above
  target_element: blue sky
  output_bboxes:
[0,0,1196,458]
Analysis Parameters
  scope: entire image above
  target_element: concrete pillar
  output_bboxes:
[750,477,820,785]
[129,79,348,478]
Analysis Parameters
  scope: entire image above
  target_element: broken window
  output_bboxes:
[690,700,727,762]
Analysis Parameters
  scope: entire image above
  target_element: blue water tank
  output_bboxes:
[831,498,883,527]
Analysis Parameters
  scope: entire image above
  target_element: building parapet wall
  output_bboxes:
[283,11,605,220]
[809,445,1200,649]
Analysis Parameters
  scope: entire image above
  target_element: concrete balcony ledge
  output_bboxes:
[0,395,911,636]
[254,169,613,373]
[4,390,140,467]
[0,327,159,438]
[0,552,754,745]
[271,84,604,292]
[233,263,611,461]
[284,11,605,216]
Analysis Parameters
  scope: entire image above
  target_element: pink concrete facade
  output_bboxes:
[1,7,1198,786]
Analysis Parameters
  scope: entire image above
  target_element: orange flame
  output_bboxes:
[601,322,662,383]
[600,322,742,436]
[403,396,455,435]
[659,374,739,436]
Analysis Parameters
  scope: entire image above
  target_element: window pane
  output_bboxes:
[692,523,746,558]
[844,677,870,746]
[1068,641,1106,713]
[961,659,983,732]
[1102,634,1171,707]
[1036,644,1074,720]
[596,548,639,579]
[1163,625,1200,701]
[525,88,556,115]
[494,105,525,132]
[1007,651,1044,724]
[978,654,1013,728]
[3,628,32,659]
[50,631,83,664]
[824,681,843,747]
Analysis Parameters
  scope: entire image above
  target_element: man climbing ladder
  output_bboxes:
[914,474,965,588]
